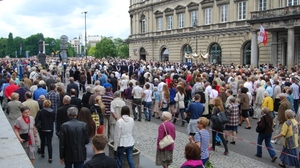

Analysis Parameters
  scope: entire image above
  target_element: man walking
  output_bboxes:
[110,91,126,140]
[59,107,89,168]
[132,81,143,121]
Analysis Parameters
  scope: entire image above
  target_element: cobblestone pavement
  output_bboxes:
[133,120,276,168]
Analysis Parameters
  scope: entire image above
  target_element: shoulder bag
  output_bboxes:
[256,116,265,133]
[211,108,229,126]
[20,120,30,142]
[159,123,174,149]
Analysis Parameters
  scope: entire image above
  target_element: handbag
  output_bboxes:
[97,125,105,134]
[159,123,174,149]
[20,122,30,142]
[256,116,265,133]
[211,110,229,126]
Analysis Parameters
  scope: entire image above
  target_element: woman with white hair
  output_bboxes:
[156,112,176,168]
[273,110,300,167]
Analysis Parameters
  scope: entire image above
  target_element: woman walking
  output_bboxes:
[173,85,186,126]
[35,100,55,163]
[156,112,176,168]
[114,106,135,168]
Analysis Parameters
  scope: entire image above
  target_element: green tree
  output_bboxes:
[14,36,25,57]
[45,37,59,55]
[0,38,7,58]
[6,33,15,57]
[88,46,96,56]
[95,37,117,58]
[113,37,129,58]
[67,43,76,57]
[25,33,44,56]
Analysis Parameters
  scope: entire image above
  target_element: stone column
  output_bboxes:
[251,30,258,68]
[271,32,278,66]
[287,27,295,71]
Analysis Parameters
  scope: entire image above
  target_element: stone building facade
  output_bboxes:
[128,0,300,69]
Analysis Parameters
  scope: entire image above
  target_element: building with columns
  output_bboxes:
[128,0,300,69]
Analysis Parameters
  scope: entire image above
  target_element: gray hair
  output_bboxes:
[67,107,78,117]
[285,109,295,119]
[113,91,121,97]
[264,91,269,97]
[278,93,286,98]
[38,95,46,100]
[95,81,100,85]
[63,95,71,104]
[256,83,261,87]
[196,85,203,92]
[162,111,172,121]
[86,86,91,92]
[229,97,236,103]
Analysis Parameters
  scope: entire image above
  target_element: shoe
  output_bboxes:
[134,118,137,120]
[271,156,277,162]
[238,123,242,126]
[230,141,235,145]
[137,119,141,122]
[209,147,214,151]
[152,115,155,117]
[245,126,251,129]
[225,140,228,144]
[223,151,229,155]
[278,163,286,168]
[48,159,52,163]
[181,124,185,127]
[271,140,277,144]
[255,154,262,158]
[252,117,258,119]
[216,142,221,146]
[41,154,45,158]
[156,117,160,119]
[37,148,41,154]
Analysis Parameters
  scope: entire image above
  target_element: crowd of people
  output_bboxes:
[2,56,300,168]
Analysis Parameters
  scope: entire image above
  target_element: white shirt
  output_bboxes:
[157,82,165,92]
[143,90,152,102]
[244,81,253,94]
[113,115,135,151]
[132,85,143,99]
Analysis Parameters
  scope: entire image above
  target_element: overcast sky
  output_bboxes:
[0,0,130,40]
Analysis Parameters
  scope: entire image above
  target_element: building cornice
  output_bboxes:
[216,0,230,6]
[129,25,251,43]
[128,0,173,14]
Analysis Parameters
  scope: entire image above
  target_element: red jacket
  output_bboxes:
[5,84,18,98]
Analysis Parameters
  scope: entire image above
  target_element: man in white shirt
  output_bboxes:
[244,77,253,95]
[157,79,165,93]
[132,81,143,121]
[110,91,126,140]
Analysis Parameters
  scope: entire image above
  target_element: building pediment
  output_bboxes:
[154,10,163,18]
[216,0,230,6]
[175,5,186,14]
[200,0,214,8]
[187,2,199,11]
[164,8,174,16]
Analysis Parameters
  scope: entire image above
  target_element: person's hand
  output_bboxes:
[188,136,194,143]
[19,138,24,143]
[60,159,64,165]
[272,136,277,140]
[34,136,38,142]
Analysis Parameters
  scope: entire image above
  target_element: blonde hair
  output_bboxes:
[162,84,170,102]
[198,117,209,128]
[214,97,224,112]
[95,96,105,115]
[11,92,19,100]
[43,100,52,108]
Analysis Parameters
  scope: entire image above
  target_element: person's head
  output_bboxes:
[38,95,46,101]
[214,97,224,111]
[264,91,269,97]
[161,111,172,121]
[285,109,295,119]
[145,83,150,89]
[78,107,95,138]
[70,89,76,96]
[229,97,236,104]
[287,89,292,95]
[113,91,121,98]
[92,134,108,152]
[9,79,15,84]
[56,77,61,83]
[11,92,19,101]
[21,106,30,118]
[177,85,185,94]
[43,99,51,108]
[261,107,270,115]
[241,87,248,94]
[95,80,100,85]
[63,95,71,105]
[197,117,209,129]
[49,83,56,91]
[86,86,91,93]
[105,87,111,93]
[25,92,32,100]
[256,83,261,88]
[69,77,74,82]
[226,89,233,96]
[121,106,130,116]
[67,107,78,118]
[278,93,286,100]
[184,142,201,160]
[194,94,201,102]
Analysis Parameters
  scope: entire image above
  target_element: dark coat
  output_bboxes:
[56,104,75,133]
[83,153,117,168]
[67,82,79,97]
[59,119,89,162]
[35,108,55,131]
[257,114,273,134]
[82,92,92,109]
[70,96,82,111]
[110,77,118,93]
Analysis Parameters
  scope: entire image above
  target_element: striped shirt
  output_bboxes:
[101,93,114,114]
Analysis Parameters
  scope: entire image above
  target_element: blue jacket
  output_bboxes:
[186,102,205,119]
[33,87,47,101]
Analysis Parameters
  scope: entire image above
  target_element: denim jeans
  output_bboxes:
[116,146,135,168]
[173,108,185,125]
[65,161,84,168]
[143,102,152,121]
[79,81,86,92]
[256,133,276,158]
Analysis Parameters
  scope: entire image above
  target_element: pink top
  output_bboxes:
[157,121,176,150]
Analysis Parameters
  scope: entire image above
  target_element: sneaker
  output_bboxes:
[271,156,277,162]
[223,151,229,155]
[271,140,276,144]
[209,147,214,151]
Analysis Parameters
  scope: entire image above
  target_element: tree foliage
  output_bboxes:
[88,46,96,56]
[67,43,76,57]
[95,37,117,58]
[0,38,7,58]
[14,36,25,57]
[25,33,44,56]
[6,33,14,57]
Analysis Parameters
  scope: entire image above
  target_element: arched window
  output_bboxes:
[140,47,146,60]
[161,48,169,61]
[209,43,222,64]
[182,44,192,62]
[141,15,146,33]
[243,42,251,65]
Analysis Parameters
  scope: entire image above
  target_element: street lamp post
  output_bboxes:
[82,11,88,60]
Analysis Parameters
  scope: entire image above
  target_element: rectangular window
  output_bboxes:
[205,8,212,25]
[288,0,298,6]
[141,18,146,33]
[178,13,184,28]
[191,11,198,26]
[157,17,162,31]
[167,16,173,30]
[220,5,228,22]
[258,0,267,10]
[238,1,246,20]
